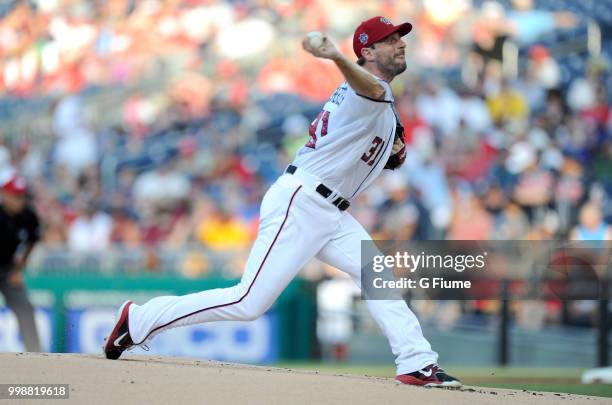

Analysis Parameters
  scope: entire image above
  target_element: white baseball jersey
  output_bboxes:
[124,74,438,377]
[292,78,398,199]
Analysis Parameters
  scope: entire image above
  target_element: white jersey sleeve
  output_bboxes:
[342,80,394,119]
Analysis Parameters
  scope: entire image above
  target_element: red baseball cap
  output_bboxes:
[2,174,27,195]
[353,16,413,59]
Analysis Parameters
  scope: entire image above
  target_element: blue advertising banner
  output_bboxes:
[66,307,278,362]
[0,307,54,352]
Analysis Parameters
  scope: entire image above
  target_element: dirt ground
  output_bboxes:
[0,353,607,405]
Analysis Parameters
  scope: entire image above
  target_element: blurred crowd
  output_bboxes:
[0,0,605,98]
[0,0,610,282]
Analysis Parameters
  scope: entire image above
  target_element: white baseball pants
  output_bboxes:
[128,172,438,374]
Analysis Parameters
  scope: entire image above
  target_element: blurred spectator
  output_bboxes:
[471,1,513,64]
[509,142,555,219]
[457,85,492,134]
[67,201,113,252]
[555,158,586,233]
[567,58,609,112]
[493,201,530,239]
[542,88,569,134]
[570,203,611,241]
[395,93,428,146]
[487,80,529,125]
[528,45,561,90]
[165,196,214,248]
[403,135,453,237]
[416,78,462,137]
[448,191,494,240]
[133,160,190,216]
[196,208,250,251]
[376,173,428,240]
[469,0,514,91]
[507,0,578,45]
[52,96,98,174]
[567,204,609,327]
[41,209,68,247]
[592,139,612,192]
[110,205,142,247]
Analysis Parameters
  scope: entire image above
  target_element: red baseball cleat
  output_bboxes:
[104,300,134,360]
[396,364,462,388]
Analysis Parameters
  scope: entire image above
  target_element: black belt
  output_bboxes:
[285,165,350,211]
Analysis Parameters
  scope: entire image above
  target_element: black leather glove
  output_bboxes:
[384,131,407,170]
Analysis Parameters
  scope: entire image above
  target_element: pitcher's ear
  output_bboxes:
[361,45,376,63]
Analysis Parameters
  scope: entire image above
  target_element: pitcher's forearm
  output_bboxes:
[331,53,385,100]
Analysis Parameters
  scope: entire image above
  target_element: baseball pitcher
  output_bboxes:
[105,16,461,388]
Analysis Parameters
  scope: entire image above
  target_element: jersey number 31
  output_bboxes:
[305,110,330,149]
[361,136,384,166]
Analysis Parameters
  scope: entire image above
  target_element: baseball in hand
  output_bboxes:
[306,32,325,49]
[302,32,339,60]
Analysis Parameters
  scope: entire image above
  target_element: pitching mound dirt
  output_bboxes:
[0,353,605,404]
